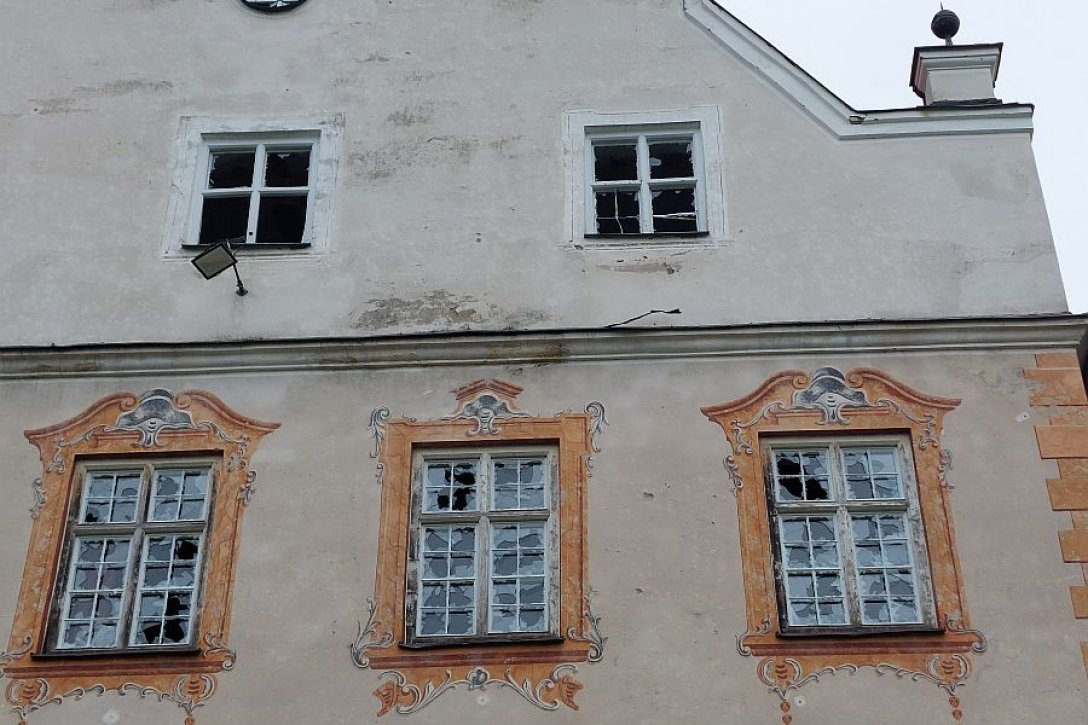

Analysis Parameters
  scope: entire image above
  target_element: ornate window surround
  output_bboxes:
[702,367,986,724]
[1,389,278,725]
[352,379,606,716]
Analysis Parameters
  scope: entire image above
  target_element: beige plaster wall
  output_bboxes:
[0,0,1068,347]
[0,350,1083,723]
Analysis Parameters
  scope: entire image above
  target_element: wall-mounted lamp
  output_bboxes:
[191,242,248,296]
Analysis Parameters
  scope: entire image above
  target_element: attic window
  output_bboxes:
[589,131,703,235]
[196,139,315,247]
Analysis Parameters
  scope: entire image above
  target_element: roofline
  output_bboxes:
[0,315,1083,380]
[684,0,1033,140]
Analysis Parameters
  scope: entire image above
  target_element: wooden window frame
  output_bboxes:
[585,127,707,237]
[358,380,604,715]
[189,135,318,249]
[404,446,561,647]
[2,389,278,722]
[764,436,939,637]
[702,367,987,709]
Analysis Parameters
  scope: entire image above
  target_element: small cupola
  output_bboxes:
[910,8,1003,106]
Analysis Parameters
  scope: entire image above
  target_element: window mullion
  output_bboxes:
[828,444,860,626]
[245,144,265,243]
[121,523,145,648]
[636,135,653,232]
[478,514,490,636]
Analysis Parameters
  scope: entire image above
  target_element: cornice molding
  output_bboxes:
[683,0,1034,140]
[0,316,1083,380]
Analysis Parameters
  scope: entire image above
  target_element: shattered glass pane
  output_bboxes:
[649,140,694,179]
[863,600,891,624]
[790,601,817,625]
[199,196,250,245]
[264,149,311,187]
[208,151,255,189]
[447,611,473,635]
[593,143,638,181]
[788,574,814,598]
[420,611,445,635]
[650,187,697,233]
[595,190,641,234]
[256,193,307,244]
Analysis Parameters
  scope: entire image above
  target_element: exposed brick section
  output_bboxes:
[1027,350,1088,680]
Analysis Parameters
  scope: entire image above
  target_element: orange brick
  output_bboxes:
[1049,479,1088,510]
[1036,352,1081,369]
[1052,408,1088,426]
[1076,512,1088,529]
[1037,426,1088,459]
[1025,369,1088,406]
[1060,530,1088,562]
[1074,587,1088,618]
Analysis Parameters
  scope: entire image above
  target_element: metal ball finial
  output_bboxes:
[931,7,961,45]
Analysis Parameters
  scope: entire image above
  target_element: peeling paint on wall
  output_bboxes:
[31,79,173,115]
[350,291,547,331]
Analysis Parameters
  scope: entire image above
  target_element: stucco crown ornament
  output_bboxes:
[791,367,872,424]
[114,389,199,446]
[240,0,310,13]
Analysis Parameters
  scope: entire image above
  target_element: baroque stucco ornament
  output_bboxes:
[358,380,605,715]
[4,390,278,724]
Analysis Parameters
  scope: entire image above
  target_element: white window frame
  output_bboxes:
[49,458,216,653]
[564,107,728,249]
[163,114,343,258]
[405,446,560,646]
[764,435,938,636]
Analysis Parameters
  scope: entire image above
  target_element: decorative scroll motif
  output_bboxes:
[202,633,237,671]
[566,595,607,663]
[0,637,32,672]
[350,598,394,669]
[584,401,607,477]
[874,397,938,450]
[374,665,582,716]
[723,455,743,495]
[119,674,218,723]
[6,679,106,723]
[735,614,772,657]
[757,655,973,724]
[938,449,955,490]
[45,427,104,474]
[730,402,787,456]
[791,367,871,425]
[28,479,45,519]
[113,389,199,446]
[370,407,391,486]
[944,617,988,653]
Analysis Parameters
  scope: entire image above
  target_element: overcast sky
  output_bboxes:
[723,1,1087,313]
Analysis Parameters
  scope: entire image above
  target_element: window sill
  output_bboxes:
[776,624,944,639]
[31,645,204,660]
[400,634,565,650]
[181,243,312,251]
[583,231,709,240]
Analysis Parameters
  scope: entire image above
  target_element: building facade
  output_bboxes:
[0,1,1085,723]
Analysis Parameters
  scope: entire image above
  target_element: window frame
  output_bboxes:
[44,458,218,656]
[3,389,278,722]
[190,135,318,249]
[585,126,708,237]
[564,107,728,248]
[404,446,561,647]
[163,114,343,258]
[763,435,939,637]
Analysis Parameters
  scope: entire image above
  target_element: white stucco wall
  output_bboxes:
[0,0,1068,347]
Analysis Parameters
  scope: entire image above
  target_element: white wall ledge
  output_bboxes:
[0,316,1083,380]
[683,0,1034,139]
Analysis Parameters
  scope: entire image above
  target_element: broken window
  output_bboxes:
[767,438,937,633]
[52,462,213,652]
[587,130,703,236]
[407,449,558,644]
[197,140,314,246]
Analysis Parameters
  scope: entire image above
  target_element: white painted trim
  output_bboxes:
[682,0,1033,140]
[563,106,729,247]
[0,316,1083,379]
[162,114,344,259]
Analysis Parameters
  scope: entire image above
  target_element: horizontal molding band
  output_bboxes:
[0,316,1084,380]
